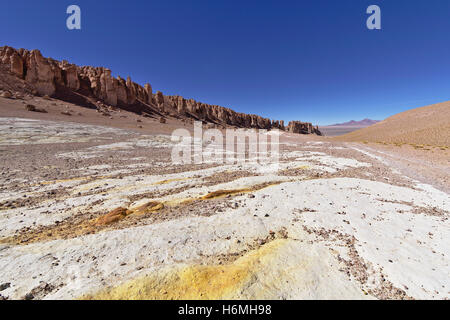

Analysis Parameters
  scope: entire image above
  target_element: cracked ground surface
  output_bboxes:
[0,116,448,300]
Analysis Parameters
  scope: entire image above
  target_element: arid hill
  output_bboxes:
[334,101,450,146]
[0,45,320,135]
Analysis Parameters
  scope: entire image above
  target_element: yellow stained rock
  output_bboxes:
[82,239,287,300]
[39,176,90,185]
[200,182,281,200]
[153,178,189,185]
[200,188,252,200]
[132,201,164,215]
[94,207,133,226]
[95,201,164,226]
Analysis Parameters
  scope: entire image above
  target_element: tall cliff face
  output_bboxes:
[0,46,320,134]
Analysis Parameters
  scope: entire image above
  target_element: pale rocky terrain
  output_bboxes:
[0,95,449,300]
[0,45,449,300]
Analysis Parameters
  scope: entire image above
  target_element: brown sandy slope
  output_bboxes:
[334,101,450,147]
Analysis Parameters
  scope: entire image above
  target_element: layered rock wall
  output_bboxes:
[0,46,320,134]
[287,121,322,135]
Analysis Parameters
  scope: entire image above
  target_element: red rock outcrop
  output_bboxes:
[287,121,322,135]
[0,45,321,134]
[23,49,56,96]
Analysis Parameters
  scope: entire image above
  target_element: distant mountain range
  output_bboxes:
[327,119,380,127]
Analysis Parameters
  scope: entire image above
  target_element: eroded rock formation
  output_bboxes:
[0,45,320,134]
[287,121,322,135]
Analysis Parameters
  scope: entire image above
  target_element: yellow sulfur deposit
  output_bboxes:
[132,201,164,215]
[82,239,287,300]
[153,177,189,185]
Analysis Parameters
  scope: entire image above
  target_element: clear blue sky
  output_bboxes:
[1,0,450,125]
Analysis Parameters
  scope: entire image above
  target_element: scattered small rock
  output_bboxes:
[0,91,13,99]
[23,293,34,300]
[25,104,36,111]
[0,283,11,291]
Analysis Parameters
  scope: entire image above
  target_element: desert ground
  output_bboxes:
[319,126,368,136]
[320,119,380,136]
[0,95,449,300]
